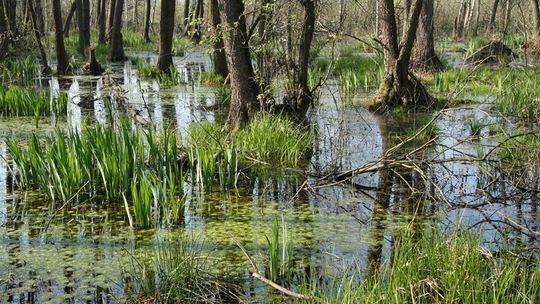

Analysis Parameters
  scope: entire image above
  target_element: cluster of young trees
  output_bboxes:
[3,0,540,127]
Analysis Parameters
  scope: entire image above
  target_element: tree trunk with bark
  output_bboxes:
[218,0,259,130]
[191,0,204,43]
[98,0,107,44]
[531,0,540,39]
[28,0,51,74]
[411,0,443,73]
[107,0,116,42]
[110,0,126,61]
[143,0,151,43]
[291,0,316,119]
[157,0,175,73]
[76,0,91,53]
[52,0,71,75]
[183,0,191,35]
[0,0,8,59]
[488,0,500,31]
[210,0,228,79]
[34,0,45,34]
[372,0,433,110]
[63,1,76,37]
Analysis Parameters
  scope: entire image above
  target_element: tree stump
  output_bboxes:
[82,45,105,75]
[465,39,516,65]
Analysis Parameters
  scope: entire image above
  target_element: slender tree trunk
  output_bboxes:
[63,1,76,36]
[143,0,151,43]
[183,0,191,35]
[110,0,126,61]
[218,0,259,130]
[454,0,467,39]
[531,0,540,39]
[411,0,443,73]
[52,0,71,75]
[157,0,175,72]
[34,0,45,34]
[191,0,204,43]
[503,0,512,35]
[293,0,316,119]
[5,0,17,37]
[373,0,433,109]
[489,0,500,31]
[98,0,107,44]
[28,0,51,74]
[210,0,228,79]
[0,0,7,59]
[107,0,116,41]
[76,0,90,53]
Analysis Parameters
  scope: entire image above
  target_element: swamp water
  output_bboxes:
[0,52,538,303]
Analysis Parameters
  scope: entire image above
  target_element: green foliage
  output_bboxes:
[0,85,67,117]
[235,113,313,166]
[494,68,540,125]
[7,120,186,228]
[200,71,225,86]
[300,228,540,304]
[137,61,182,86]
[335,54,383,95]
[122,31,147,48]
[125,235,237,303]
[1,56,38,85]
[265,216,292,283]
[497,132,540,170]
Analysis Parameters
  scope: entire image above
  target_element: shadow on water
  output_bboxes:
[0,51,538,302]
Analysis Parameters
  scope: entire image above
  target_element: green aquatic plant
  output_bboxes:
[0,86,68,117]
[299,227,540,304]
[1,56,38,85]
[200,71,225,86]
[265,216,292,283]
[125,235,238,303]
[137,61,181,86]
[235,113,313,166]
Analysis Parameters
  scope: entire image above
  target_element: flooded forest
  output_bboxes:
[1,0,540,303]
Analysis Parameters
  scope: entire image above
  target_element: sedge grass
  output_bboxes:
[299,227,540,304]
[1,56,38,85]
[0,85,68,117]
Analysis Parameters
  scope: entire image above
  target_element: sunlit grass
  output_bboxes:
[299,227,540,304]
[0,85,67,117]
[1,56,38,85]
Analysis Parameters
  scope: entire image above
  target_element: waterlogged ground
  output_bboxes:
[0,52,538,302]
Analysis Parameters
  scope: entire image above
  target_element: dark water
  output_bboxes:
[0,52,538,303]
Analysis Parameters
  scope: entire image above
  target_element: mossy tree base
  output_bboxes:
[368,74,435,112]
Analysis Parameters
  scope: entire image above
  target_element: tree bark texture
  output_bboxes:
[63,1,76,37]
[489,0,500,31]
[210,0,228,79]
[28,0,51,74]
[98,0,107,44]
[107,0,116,41]
[110,0,126,61]
[77,0,91,53]
[52,0,71,75]
[157,0,175,72]
[0,0,8,59]
[293,0,316,118]
[218,0,259,130]
[143,0,151,43]
[411,0,443,73]
[373,0,433,109]
[531,0,540,39]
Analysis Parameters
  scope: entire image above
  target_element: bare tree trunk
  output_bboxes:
[503,0,512,35]
[293,0,316,119]
[34,0,45,34]
[98,0,107,44]
[411,0,443,73]
[52,0,71,75]
[63,1,76,37]
[373,0,433,109]
[210,0,228,79]
[0,0,7,59]
[157,0,175,72]
[472,0,481,36]
[183,0,191,35]
[110,0,126,61]
[107,0,116,41]
[489,0,500,31]
[28,0,51,74]
[531,0,540,39]
[143,0,151,43]
[218,0,259,130]
[454,0,467,39]
[76,0,90,53]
